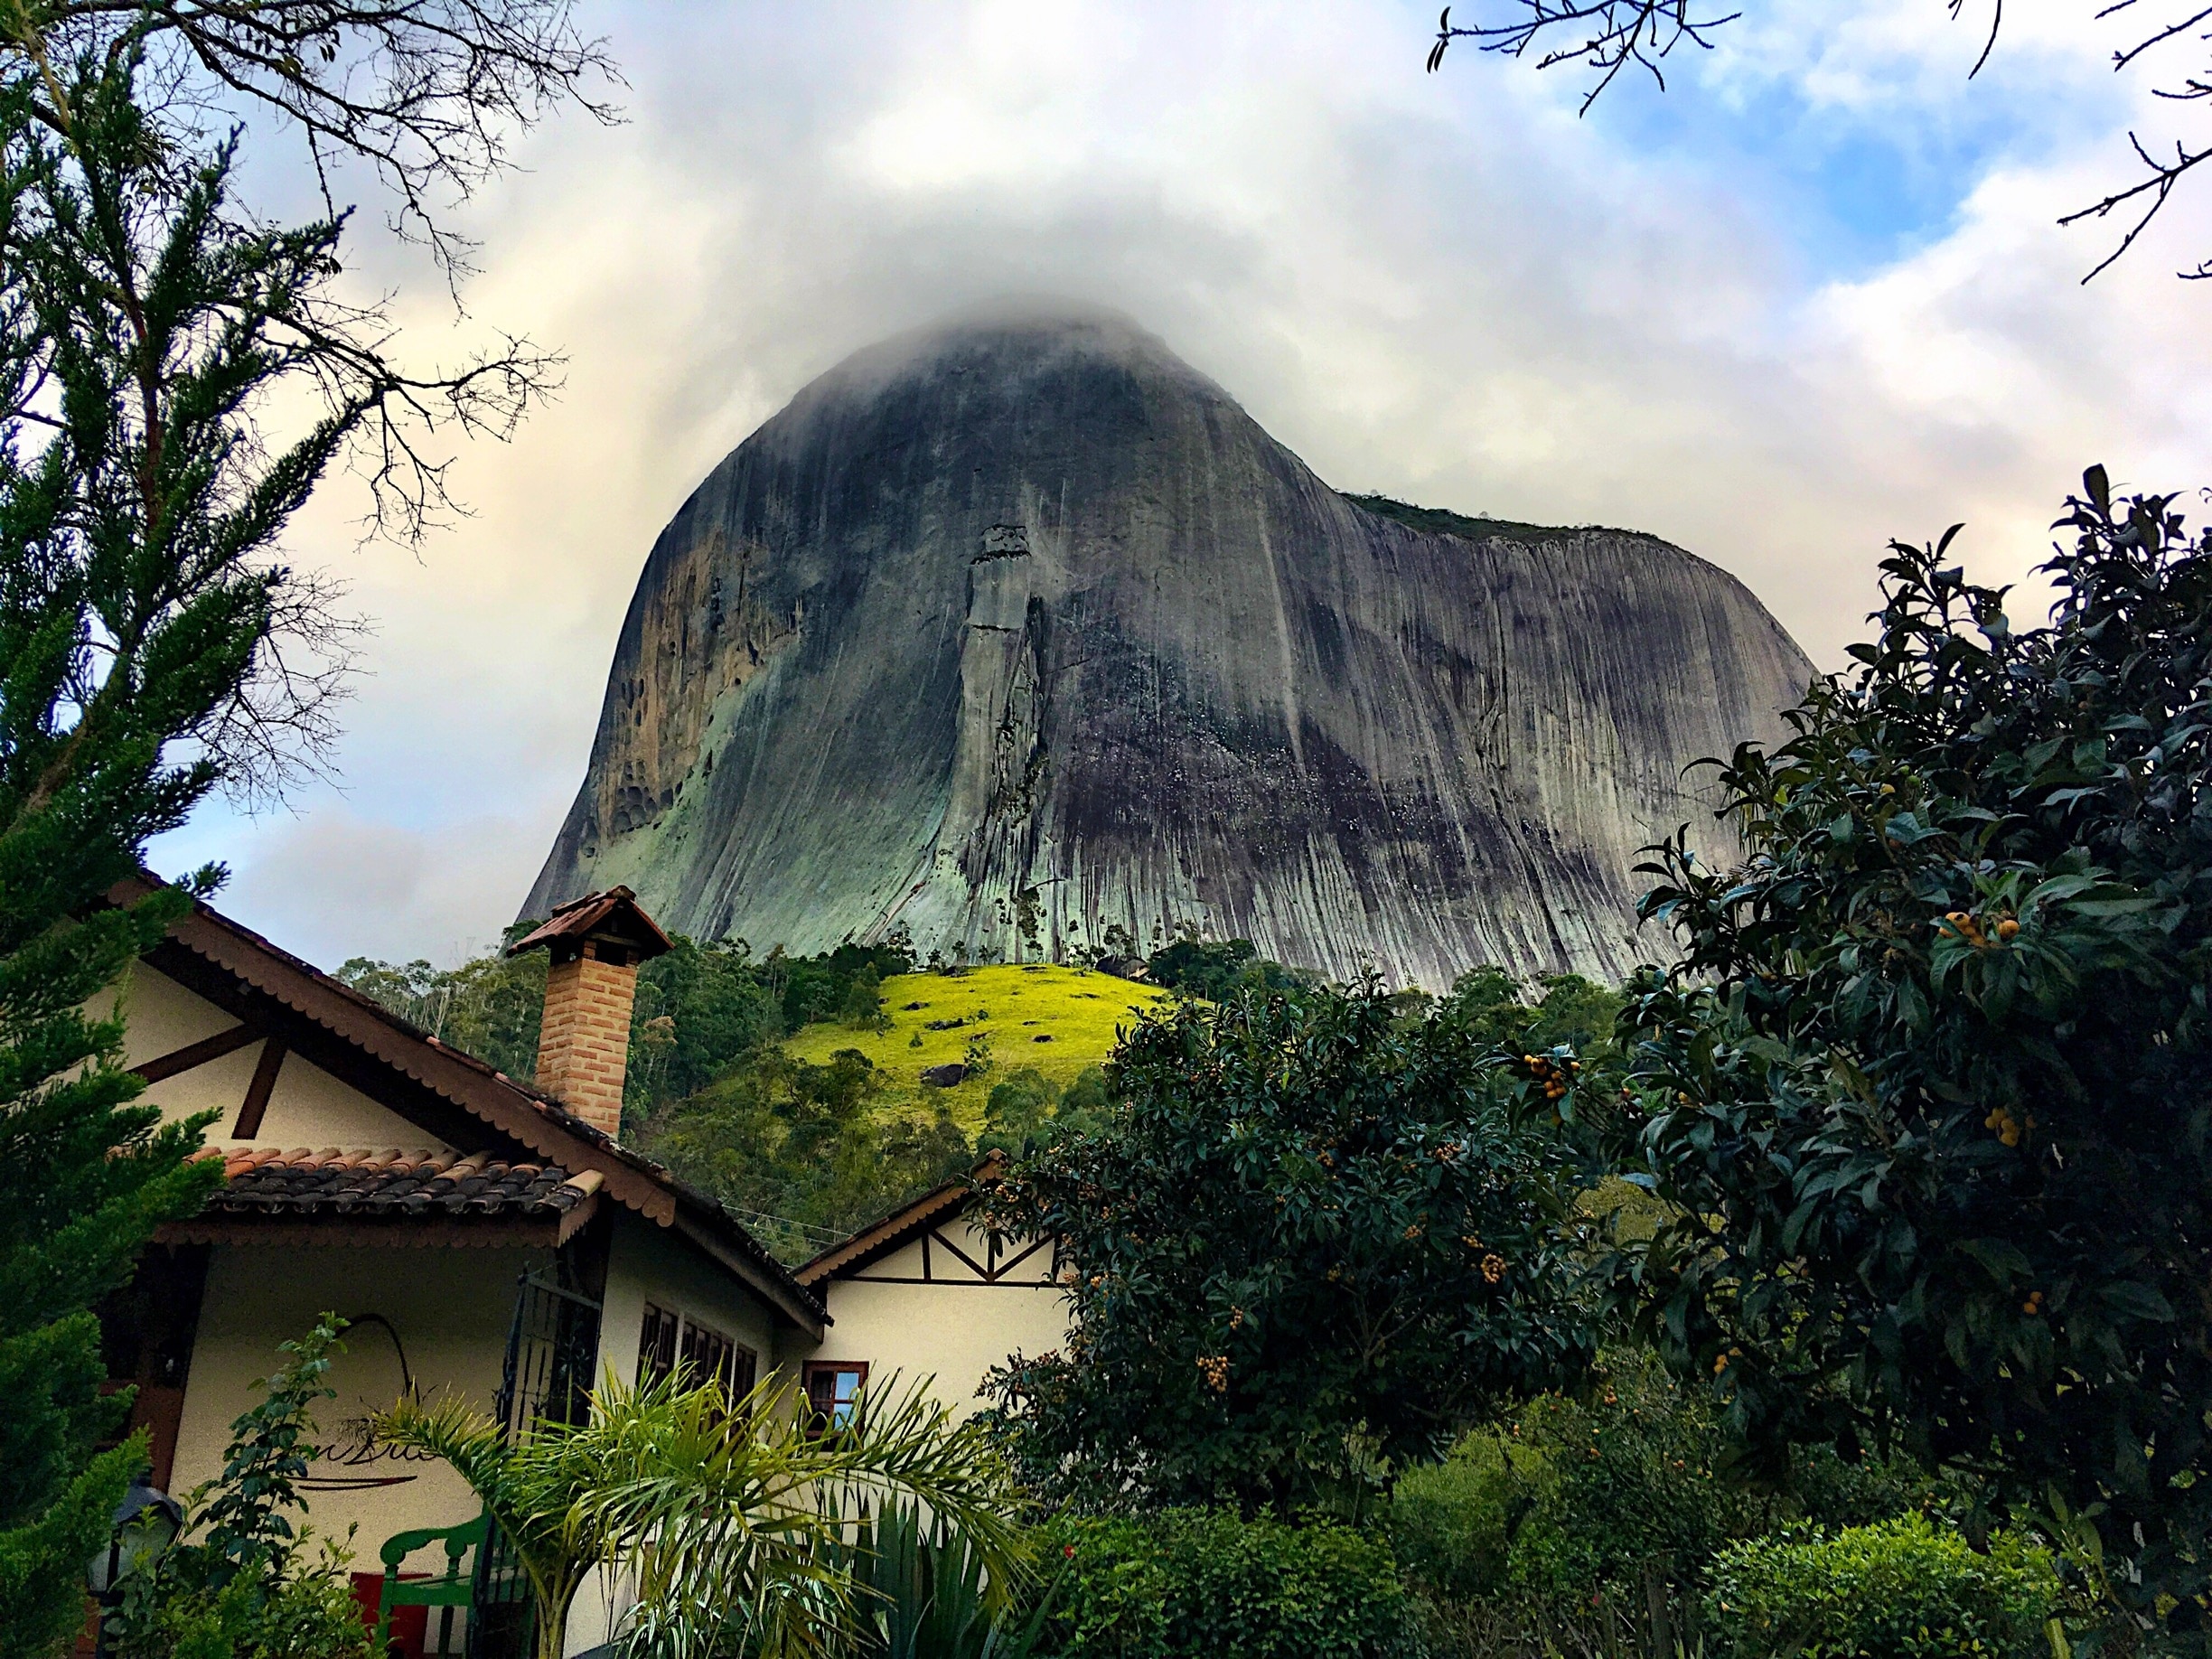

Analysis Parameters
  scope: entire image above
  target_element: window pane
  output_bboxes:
[805,1364,866,1430]
[680,1319,745,1397]
[637,1303,679,1387]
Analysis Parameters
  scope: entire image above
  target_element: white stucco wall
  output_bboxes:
[172,1242,528,1547]
[118,963,452,1153]
[113,959,794,1655]
[599,1209,781,1392]
[566,1214,783,1654]
[793,1217,1071,1418]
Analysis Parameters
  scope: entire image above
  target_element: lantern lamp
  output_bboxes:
[86,1481,183,1598]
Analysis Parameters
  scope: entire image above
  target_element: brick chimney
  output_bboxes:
[508,886,671,1140]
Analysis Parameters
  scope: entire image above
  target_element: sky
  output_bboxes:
[147,0,2212,970]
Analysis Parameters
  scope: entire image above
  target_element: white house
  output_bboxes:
[102,878,1069,1658]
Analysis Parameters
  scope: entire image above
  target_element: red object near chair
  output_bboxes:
[351,1573,428,1659]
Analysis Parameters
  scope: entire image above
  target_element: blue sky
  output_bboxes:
[147,0,2212,967]
[1602,67,2041,272]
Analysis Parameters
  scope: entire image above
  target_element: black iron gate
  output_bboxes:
[467,1247,604,1659]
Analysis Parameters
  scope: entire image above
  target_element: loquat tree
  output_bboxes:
[979,979,1595,1514]
[1612,467,2212,1647]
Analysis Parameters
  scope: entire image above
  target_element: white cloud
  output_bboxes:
[151,0,2212,965]
[204,807,555,968]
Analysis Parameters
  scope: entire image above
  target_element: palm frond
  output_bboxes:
[379,1367,1028,1659]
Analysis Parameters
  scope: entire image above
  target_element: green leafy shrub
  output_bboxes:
[1039,1509,1419,1659]
[1391,1351,1932,1606]
[136,1551,370,1659]
[112,1317,369,1659]
[1390,1439,1519,1600]
[1495,1353,1773,1600]
[1612,473,2212,1631]
[980,979,1593,1511]
[1701,1514,2059,1659]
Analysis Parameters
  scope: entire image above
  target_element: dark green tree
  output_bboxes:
[979,980,1595,1513]
[1143,931,1313,1001]
[0,7,603,1652]
[641,1047,970,1263]
[1611,469,2212,1645]
[338,927,550,1081]
[1438,968,1622,1064]
[975,1064,1112,1159]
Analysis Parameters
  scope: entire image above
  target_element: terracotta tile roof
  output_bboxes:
[192,1147,606,1218]
[509,886,672,961]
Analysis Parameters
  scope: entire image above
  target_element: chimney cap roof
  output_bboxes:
[508,886,674,962]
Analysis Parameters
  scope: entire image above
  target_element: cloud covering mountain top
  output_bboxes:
[151,1,2212,969]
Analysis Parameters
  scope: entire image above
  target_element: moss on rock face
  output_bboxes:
[781,962,1167,1126]
[1339,492,1661,549]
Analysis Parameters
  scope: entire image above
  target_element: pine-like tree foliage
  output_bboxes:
[0,7,590,1652]
[0,36,484,1654]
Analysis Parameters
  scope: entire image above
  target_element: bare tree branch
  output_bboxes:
[11,2,622,283]
[0,9,607,810]
[1426,0,2212,282]
[1426,1,1739,111]
[2059,129,2212,281]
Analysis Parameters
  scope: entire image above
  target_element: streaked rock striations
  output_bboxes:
[524,304,1814,986]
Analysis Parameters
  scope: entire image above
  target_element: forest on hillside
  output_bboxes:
[337,931,1618,1263]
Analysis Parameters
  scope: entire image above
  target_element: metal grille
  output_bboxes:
[467,1250,604,1659]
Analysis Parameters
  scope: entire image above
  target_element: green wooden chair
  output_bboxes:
[373,1512,487,1658]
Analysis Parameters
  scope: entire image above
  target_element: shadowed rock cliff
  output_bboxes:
[524,304,1814,987]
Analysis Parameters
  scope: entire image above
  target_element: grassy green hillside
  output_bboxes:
[783,962,1169,1125]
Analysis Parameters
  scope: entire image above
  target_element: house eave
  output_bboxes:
[111,876,827,1331]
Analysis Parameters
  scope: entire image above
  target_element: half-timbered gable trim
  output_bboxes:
[792,1160,1070,1421]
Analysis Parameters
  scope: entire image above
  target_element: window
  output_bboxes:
[803,1362,868,1434]
[680,1319,758,1400]
[637,1302,680,1385]
[638,1302,756,1399]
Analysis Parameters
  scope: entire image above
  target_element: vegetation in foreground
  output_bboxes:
[110,1321,369,1659]
[378,1363,1026,1659]
[0,1,599,1646]
[978,972,1607,1514]
[120,471,2212,1659]
[1610,471,2212,1638]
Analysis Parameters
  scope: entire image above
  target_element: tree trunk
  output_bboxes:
[533,1600,569,1659]
[1643,1563,1672,1659]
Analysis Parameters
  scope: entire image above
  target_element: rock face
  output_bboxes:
[524,304,1814,987]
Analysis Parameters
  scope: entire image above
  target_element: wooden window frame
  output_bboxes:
[726,1340,759,1402]
[680,1318,758,1401]
[637,1300,681,1388]
[640,1301,757,1403]
[801,1361,869,1436]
